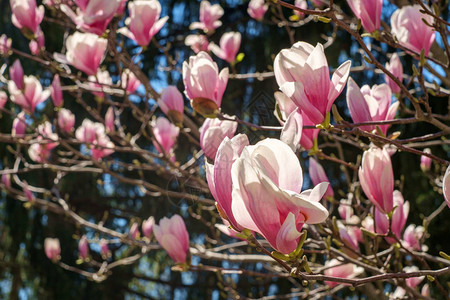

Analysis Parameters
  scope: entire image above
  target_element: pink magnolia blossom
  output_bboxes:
[0,91,8,109]
[300,112,320,150]
[87,70,112,98]
[402,224,425,251]
[75,119,114,159]
[182,51,228,115]
[28,121,59,163]
[312,0,326,7]
[280,109,303,152]
[420,148,432,172]
[58,108,75,133]
[129,222,140,239]
[142,216,155,238]
[90,135,114,160]
[0,34,12,56]
[159,86,185,123]
[200,117,237,160]
[99,239,110,258]
[190,1,224,33]
[385,53,403,94]
[347,0,382,33]
[10,0,45,36]
[12,112,27,137]
[324,259,363,287]
[443,165,450,208]
[338,199,354,221]
[309,157,334,199]
[118,0,168,46]
[359,147,394,214]
[120,69,141,94]
[29,29,45,55]
[151,117,180,156]
[51,74,63,107]
[105,107,114,132]
[116,0,127,15]
[78,235,89,260]
[248,0,268,21]
[338,222,359,250]
[153,215,190,264]
[2,172,11,189]
[293,0,307,19]
[231,138,329,254]
[185,35,209,54]
[346,77,399,135]
[403,266,424,288]
[374,190,409,243]
[55,32,107,76]
[205,134,250,230]
[209,32,241,64]
[44,238,61,261]
[8,76,50,113]
[10,60,24,90]
[275,42,351,125]
[391,5,435,56]
[60,0,121,35]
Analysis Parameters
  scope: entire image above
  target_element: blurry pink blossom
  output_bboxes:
[384,53,403,94]
[346,0,382,33]
[154,215,190,264]
[44,238,61,262]
[209,32,241,63]
[190,1,224,33]
[185,35,209,54]
[199,117,237,160]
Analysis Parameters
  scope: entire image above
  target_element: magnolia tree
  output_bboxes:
[1,0,450,299]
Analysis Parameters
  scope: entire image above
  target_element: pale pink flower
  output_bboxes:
[78,235,89,260]
[12,112,27,137]
[8,76,50,113]
[9,60,24,90]
[420,148,432,172]
[28,121,59,163]
[421,284,430,297]
[374,190,409,243]
[347,0,382,33]
[44,238,61,261]
[200,117,237,160]
[280,109,303,152]
[359,147,394,213]
[183,51,228,115]
[129,222,140,239]
[10,0,45,35]
[248,0,268,21]
[87,70,112,98]
[0,91,8,109]
[443,165,450,208]
[402,224,425,251]
[338,222,359,250]
[51,74,63,107]
[142,216,155,238]
[231,138,329,254]
[338,200,354,221]
[403,266,424,289]
[309,157,334,199]
[185,35,209,54]
[346,77,399,135]
[293,0,307,18]
[154,215,190,264]
[120,69,141,94]
[151,117,180,156]
[105,107,114,132]
[55,32,107,76]
[58,108,75,133]
[391,5,435,56]
[190,1,224,33]
[0,34,12,56]
[209,32,241,63]
[275,42,351,125]
[324,259,363,287]
[385,53,403,94]
[118,0,168,46]
[29,29,45,55]
[91,135,114,160]
[159,86,185,123]
[76,119,105,144]
[300,112,320,150]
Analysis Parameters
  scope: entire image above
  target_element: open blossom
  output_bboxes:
[209,32,241,64]
[346,78,399,135]
[58,108,75,133]
[359,147,394,214]
[309,158,334,199]
[275,42,351,125]
[88,70,112,98]
[159,86,185,124]
[151,117,180,156]
[8,76,50,113]
[10,0,45,35]
[10,60,24,90]
[78,235,89,260]
[51,74,63,107]
[12,112,27,137]
[206,134,249,230]
[385,53,403,94]
[402,224,425,251]
[0,34,12,56]
[443,165,450,208]
[75,119,114,160]
[185,35,209,54]
[142,216,155,238]
[420,148,432,172]
[231,139,329,254]
[55,32,107,76]
[28,121,59,163]
[324,259,364,287]
[154,215,190,264]
[391,5,435,56]
[248,0,268,21]
[200,117,237,160]
[118,0,168,46]
[120,69,141,94]
[182,51,228,115]
[44,238,61,262]
[60,0,121,35]
[347,0,382,33]
[190,1,224,33]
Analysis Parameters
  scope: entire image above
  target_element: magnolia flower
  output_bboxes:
[402,224,425,251]
[151,117,180,156]
[346,77,399,135]
[185,35,209,54]
[374,190,409,242]
[60,0,121,35]
[190,1,224,33]
[118,0,168,46]
[8,76,50,113]
[420,148,432,172]
[209,32,241,64]
[359,147,394,214]
[129,222,140,239]
[199,117,237,160]
[0,34,12,56]
[338,222,359,250]
[309,158,334,199]
[75,119,114,159]
[10,60,24,90]
[55,32,107,76]
[29,29,45,54]
[247,0,268,21]
[154,215,190,264]
[324,259,364,287]
[403,266,424,289]
[391,5,435,56]
[142,216,155,238]
[99,239,110,258]
[182,51,228,115]
[44,238,61,262]
[159,86,185,123]
[120,69,141,94]
[12,112,27,137]
[347,0,382,33]
[78,235,89,260]
[280,109,303,152]
[58,108,75,133]
[10,0,45,35]
[87,70,112,98]
[28,121,59,163]
[90,135,115,160]
[51,74,63,107]
[443,165,450,208]
[275,42,351,125]
[231,138,329,254]
[385,53,403,94]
